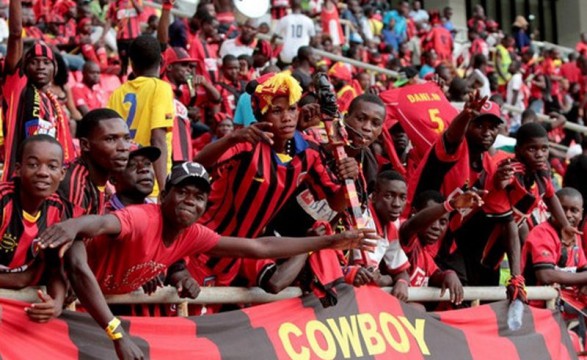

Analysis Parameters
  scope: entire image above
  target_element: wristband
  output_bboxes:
[162,3,172,10]
[443,200,455,213]
[396,278,409,286]
[105,317,123,340]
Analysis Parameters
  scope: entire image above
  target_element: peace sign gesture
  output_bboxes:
[464,91,489,117]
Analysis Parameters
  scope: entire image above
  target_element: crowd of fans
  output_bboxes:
[2,0,587,358]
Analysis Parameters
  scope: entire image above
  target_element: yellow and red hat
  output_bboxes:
[252,72,302,115]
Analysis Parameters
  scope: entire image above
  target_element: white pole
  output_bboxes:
[0,286,559,304]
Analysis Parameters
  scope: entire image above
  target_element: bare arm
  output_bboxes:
[38,214,122,253]
[6,0,23,73]
[536,268,587,286]
[64,242,144,359]
[151,128,169,190]
[206,229,377,259]
[443,92,487,153]
[399,203,447,245]
[264,254,308,294]
[157,2,170,45]
[130,0,143,14]
[66,86,83,121]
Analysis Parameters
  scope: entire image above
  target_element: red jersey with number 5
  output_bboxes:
[379,83,458,161]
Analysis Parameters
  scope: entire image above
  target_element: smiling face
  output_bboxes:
[263,96,299,141]
[558,195,584,228]
[160,182,208,229]
[16,140,65,201]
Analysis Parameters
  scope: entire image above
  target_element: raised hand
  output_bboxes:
[450,189,486,210]
[463,90,488,116]
[494,158,517,189]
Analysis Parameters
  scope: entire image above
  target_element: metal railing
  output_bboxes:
[0,285,560,316]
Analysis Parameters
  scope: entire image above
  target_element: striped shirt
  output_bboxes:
[200,131,340,238]
[58,159,106,215]
[108,0,142,40]
[0,182,72,275]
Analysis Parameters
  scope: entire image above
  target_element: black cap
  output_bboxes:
[165,162,211,192]
[129,144,161,162]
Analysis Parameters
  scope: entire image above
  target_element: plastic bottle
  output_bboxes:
[507,299,524,331]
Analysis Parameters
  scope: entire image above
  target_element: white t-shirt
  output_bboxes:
[506,72,525,130]
[219,39,255,59]
[275,13,316,63]
[352,208,409,273]
[474,68,491,99]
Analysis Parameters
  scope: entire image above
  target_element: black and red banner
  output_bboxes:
[0,285,578,359]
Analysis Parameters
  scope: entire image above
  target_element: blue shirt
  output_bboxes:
[233,93,256,127]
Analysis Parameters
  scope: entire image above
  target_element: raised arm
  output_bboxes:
[206,228,377,259]
[6,0,24,73]
[443,92,487,153]
[400,190,485,245]
[157,0,171,46]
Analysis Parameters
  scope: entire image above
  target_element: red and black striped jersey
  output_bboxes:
[58,159,106,216]
[0,182,72,275]
[199,131,341,238]
[1,63,76,181]
[108,0,142,40]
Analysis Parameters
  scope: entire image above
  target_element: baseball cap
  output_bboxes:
[165,162,211,192]
[163,47,198,65]
[129,143,161,162]
[474,101,504,124]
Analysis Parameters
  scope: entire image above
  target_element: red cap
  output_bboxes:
[328,62,352,82]
[163,47,197,65]
[475,101,504,123]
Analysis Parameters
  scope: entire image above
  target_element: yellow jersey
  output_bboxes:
[108,76,175,195]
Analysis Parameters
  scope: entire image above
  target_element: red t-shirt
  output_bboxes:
[426,26,453,62]
[401,234,440,287]
[522,220,587,286]
[189,32,219,84]
[87,204,220,294]
[576,42,587,57]
[560,62,581,84]
[71,83,106,111]
[379,82,458,163]
[108,0,143,40]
